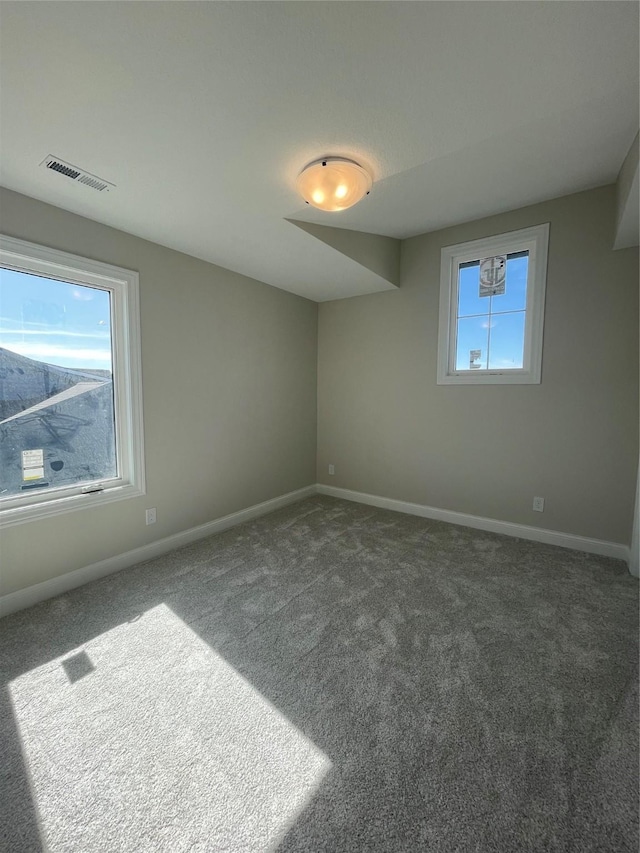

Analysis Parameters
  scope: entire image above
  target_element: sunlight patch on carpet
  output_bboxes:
[9,603,332,853]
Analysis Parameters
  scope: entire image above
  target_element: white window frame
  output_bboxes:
[0,235,145,527]
[437,223,549,385]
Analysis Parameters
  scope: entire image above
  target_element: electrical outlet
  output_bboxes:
[145,507,157,525]
[328,464,335,475]
[532,496,544,512]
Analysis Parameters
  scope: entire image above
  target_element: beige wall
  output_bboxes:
[615,131,639,250]
[317,185,639,546]
[1,183,637,598]
[0,188,318,596]
[630,464,639,577]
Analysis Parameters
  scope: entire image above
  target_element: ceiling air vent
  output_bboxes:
[40,156,115,192]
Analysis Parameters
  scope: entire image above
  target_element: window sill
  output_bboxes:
[437,370,541,385]
[0,482,145,529]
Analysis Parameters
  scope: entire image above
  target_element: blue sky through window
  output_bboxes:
[455,255,528,370]
[0,268,112,371]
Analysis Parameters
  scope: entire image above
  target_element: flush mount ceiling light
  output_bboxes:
[296,157,372,212]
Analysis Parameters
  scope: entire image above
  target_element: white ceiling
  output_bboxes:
[1,2,638,302]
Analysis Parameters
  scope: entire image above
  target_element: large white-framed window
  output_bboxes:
[437,223,549,385]
[0,235,145,527]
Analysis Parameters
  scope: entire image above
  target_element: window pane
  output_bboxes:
[456,315,489,370]
[490,254,528,313]
[0,269,116,499]
[487,311,526,369]
[457,263,486,317]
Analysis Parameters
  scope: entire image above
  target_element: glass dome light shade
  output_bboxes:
[296,158,372,212]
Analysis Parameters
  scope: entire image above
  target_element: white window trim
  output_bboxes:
[437,223,549,385]
[0,235,145,527]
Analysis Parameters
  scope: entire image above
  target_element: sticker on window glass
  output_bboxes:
[479,256,506,297]
[469,349,482,369]
[22,449,44,481]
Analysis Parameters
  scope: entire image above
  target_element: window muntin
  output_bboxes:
[454,253,528,371]
[437,224,549,385]
[0,236,145,526]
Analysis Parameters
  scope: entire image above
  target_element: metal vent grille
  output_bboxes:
[47,161,81,179]
[77,174,109,191]
[40,156,115,192]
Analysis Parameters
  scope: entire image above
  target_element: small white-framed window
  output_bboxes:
[437,223,549,385]
[0,235,145,527]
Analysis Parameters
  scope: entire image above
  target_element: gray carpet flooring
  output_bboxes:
[1,495,638,852]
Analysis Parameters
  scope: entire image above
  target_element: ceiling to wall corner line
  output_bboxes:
[285,219,401,289]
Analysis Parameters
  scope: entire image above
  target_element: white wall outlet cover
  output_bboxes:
[533,497,545,512]
[328,465,335,475]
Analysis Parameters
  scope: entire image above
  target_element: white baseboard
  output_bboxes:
[0,485,316,619]
[2,481,633,619]
[317,484,630,563]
